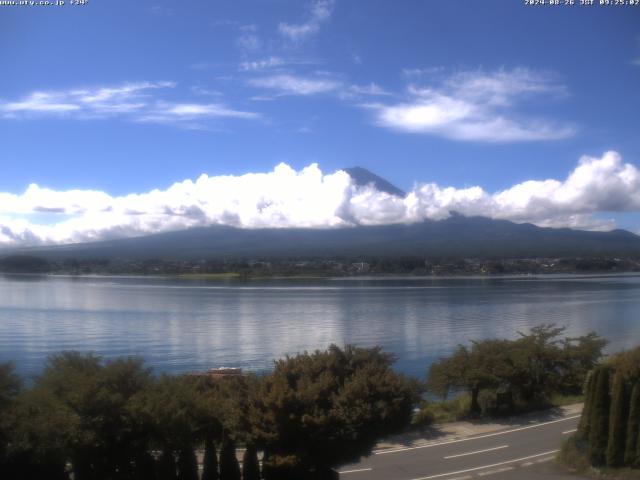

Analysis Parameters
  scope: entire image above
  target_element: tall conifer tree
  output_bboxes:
[219,437,241,480]
[242,444,261,480]
[202,436,219,480]
[625,382,640,467]
[578,369,598,439]
[606,373,629,467]
[588,367,611,466]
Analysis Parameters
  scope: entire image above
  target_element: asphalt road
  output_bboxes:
[339,414,581,480]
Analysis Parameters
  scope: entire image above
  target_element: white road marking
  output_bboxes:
[535,456,554,463]
[376,415,579,455]
[339,467,373,474]
[409,449,559,480]
[562,429,577,434]
[444,445,508,459]
[477,466,514,476]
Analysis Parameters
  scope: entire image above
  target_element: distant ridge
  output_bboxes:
[344,167,405,197]
[8,215,640,260]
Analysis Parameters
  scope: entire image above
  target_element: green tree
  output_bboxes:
[624,382,640,467]
[427,340,515,415]
[588,367,611,466]
[133,451,157,480]
[242,444,260,480]
[511,324,567,401]
[157,450,178,480]
[426,346,467,401]
[177,446,198,480]
[34,352,154,479]
[0,362,21,411]
[219,436,241,480]
[2,386,71,480]
[254,345,419,475]
[606,373,629,467]
[201,437,219,480]
[0,362,21,476]
[559,332,607,394]
[577,368,598,440]
[427,325,606,417]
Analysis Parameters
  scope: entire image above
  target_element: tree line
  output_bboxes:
[425,325,607,416]
[2,254,640,276]
[0,326,614,479]
[0,345,419,480]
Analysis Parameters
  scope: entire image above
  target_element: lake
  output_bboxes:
[1,273,639,379]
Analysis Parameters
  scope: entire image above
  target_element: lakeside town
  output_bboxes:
[2,254,640,277]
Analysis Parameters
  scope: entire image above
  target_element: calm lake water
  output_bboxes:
[1,273,640,379]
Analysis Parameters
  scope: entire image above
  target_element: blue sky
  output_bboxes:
[1,0,640,245]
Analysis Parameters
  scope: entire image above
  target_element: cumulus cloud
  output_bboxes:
[369,68,575,142]
[0,82,259,128]
[278,0,334,41]
[1,151,639,247]
[248,74,341,96]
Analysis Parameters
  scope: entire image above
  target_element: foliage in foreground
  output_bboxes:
[574,346,640,471]
[0,345,417,480]
[425,324,606,417]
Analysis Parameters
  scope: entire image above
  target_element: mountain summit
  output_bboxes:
[344,167,405,197]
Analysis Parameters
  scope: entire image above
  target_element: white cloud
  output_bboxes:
[278,0,334,41]
[237,24,262,52]
[0,82,259,128]
[238,57,318,72]
[347,83,392,97]
[190,86,223,96]
[1,152,639,247]
[370,68,575,143]
[153,103,259,119]
[2,92,81,113]
[401,67,445,77]
[239,57,286,71]
[248,74,341,96]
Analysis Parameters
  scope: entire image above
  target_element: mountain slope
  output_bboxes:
[10,215,640,260]
[344,167,405,197]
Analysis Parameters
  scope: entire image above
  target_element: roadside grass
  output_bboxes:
[548,393,585,407]
[412,393,583,428]
[412,395,472,426]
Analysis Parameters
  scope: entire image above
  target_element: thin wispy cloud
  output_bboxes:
[0,151,637,246]
[369,68,575,142]
[278,0,334,41]
[0,82,172,118]
[149,5,173,16]
[239,57,287,71]
[401,67,445,77]
[248,74,341,96]
[238,56,319,72]
[347,83,392,97]
[137,103,259,127]
[0,82,259,128]
[237,24,262,52]
[190,86,223,96]
[189,62,221,71]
